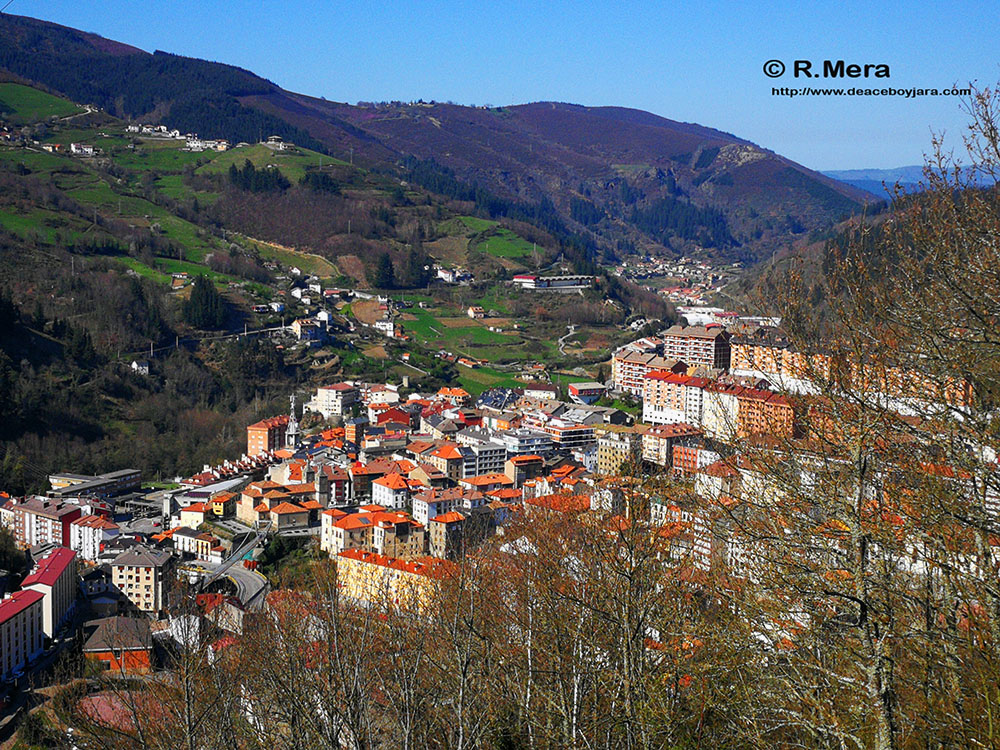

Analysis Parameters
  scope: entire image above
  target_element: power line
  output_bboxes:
[0,0,17,13]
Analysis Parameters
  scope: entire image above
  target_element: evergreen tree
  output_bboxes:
[369,253,396,289]
[183,275,227,329]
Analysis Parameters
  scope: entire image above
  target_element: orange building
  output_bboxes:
[247,415,289,456]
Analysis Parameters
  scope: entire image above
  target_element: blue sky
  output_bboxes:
[10,0,998,170]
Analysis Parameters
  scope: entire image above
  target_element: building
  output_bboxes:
[611,348,687,397]
[335,550,448,614]
[568,381,607,405]
[247,415,289,456]
[661,324,732,370]
[641,423,704,468]
[21,547,77,638]
[523,382,559,401]
[111,547,174,614]
[596,428,643,476]
[511,274,594,291]
[0,590,44,680]
[321,509,425,559]
[411,487,486,526]
[504,455,545,488]
[173,528,221,561]
[82,616,153,674]
[306,383,360,419]
[47,469,141,499]
[542,420,595,450]
[70,515,120,562]
[371,473,411,509]
[428,512,467,559]
[702,384,795,441]
[496,429,552,456]
[2,497,82,549]
[641,371,711,426]
[269,502,310,531]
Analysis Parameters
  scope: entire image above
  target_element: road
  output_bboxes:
[225,563,269,609]
[558,324,577,355]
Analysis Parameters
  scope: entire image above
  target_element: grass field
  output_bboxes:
[198,144,347,183]
[456,365,525,396]
[473,227,536,259]
[245,237,337,277]
[114,257,174,285]
[0,147,69,171]
[0,83,80,124]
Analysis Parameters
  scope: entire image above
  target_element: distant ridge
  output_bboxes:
[0,11,877,263]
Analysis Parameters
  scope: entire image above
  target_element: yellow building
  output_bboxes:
[334,550,451,614]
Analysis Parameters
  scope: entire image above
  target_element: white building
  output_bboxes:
[371,473,411,509]
[306,383,360,419]
[70,515,120,562]
[0,590,44,680]
[21,547,77,639]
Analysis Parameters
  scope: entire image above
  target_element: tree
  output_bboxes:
[369,252,395,289]
[724,82,1000,749]
[183,275,227,329]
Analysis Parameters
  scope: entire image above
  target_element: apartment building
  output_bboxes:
[371,473,411,509]
[495,428,552,456]
[641,423,703,468]
[305,382,360,419]
[0,590,44,680]
[702,384,795,441]
[2,497,82,549]
[611,349,687,397]
[335,550,447,614]
[411,487,486,526]
[111,547,173,614]
[320,508,425,559]
[246,415,289,456]
[70,515,120,562]
[661,324,731,370]
[596,428,643,476]
[21,547,77,638]
[641,371,710,426]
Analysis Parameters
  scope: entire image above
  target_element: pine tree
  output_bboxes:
[183,275,227,329]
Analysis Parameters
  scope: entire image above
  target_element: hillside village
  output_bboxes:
[0,13,997,748]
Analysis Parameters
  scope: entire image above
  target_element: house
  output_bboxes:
[70,143,95,156]
[269,502,310,531]
[179,502,209,528]
[522,382,559,401]
[467,306,486,319]
[130,360,150,376]
[83,616,153,675]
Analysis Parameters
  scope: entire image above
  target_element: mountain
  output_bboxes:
[822,166,926,198]
[0,12,876,264]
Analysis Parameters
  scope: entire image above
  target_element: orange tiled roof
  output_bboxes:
[270,502,308,515]
[374,473,409,490]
